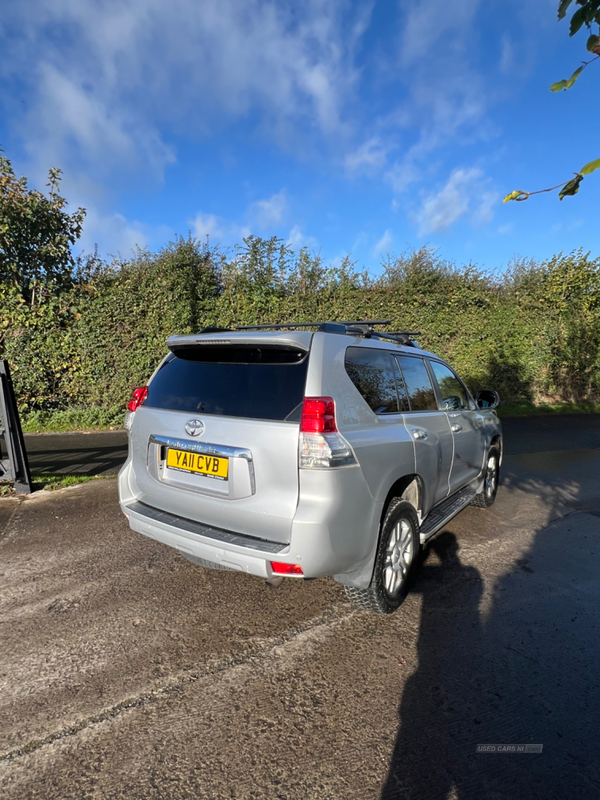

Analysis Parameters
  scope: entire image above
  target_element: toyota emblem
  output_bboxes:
[184,419,205,437]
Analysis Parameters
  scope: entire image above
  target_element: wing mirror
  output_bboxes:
[475,389,500,409]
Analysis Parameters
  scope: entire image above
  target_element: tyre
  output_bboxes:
[179,552,234,571]
[344,499,420,614]
[470,446,500,508]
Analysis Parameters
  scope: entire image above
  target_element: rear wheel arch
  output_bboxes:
[381,475,423,524]
[345,499,420,613]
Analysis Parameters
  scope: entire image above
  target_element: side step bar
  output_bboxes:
[419,486,477,543]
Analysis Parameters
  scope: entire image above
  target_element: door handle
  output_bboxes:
[412,428,428,441]
[451,424,462,433]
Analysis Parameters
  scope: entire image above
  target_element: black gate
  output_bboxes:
[0,360,32,494]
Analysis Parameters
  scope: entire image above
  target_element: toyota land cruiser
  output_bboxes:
[119,320,502,614]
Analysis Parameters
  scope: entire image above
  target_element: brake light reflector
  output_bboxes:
[270,562,304,576]
[300,397,337,433]
[128,386,148,412]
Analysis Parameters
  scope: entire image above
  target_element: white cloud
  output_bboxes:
[381,0,490,193]
[192,191,291,246]
[190,212,250,244]
[499,35,515,75]
[78,208,148,257]
[385,161,421,194]
[286,225,318,250]
[190,213,227,241]
[345,137,389,175]
[351,231,368,250]
[248,190,288,229]
[413,167,499,235]
[399,0,480,67]
[373,230,393,256]
[76,206,177,259]
[472,190,499,227]
[1,0,368,182]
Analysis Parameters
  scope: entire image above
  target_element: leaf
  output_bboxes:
[550,65,584,91]
[580,157,600,175]
[550,79,568,91]
[558,0,574,20]
[558,174,584,200]
[503,190,529,203]
[587,33,600,52]
[569,6,588,35]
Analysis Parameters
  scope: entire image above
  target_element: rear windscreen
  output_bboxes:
[144,345,309,421]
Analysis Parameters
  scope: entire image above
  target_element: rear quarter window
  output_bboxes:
[144,345,309,421]
[344,347,400,414]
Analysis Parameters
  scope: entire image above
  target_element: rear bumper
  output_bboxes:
[119,459,382,583]
[123,499,285,578]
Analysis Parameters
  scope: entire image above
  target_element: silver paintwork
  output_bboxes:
[119,328,502,590]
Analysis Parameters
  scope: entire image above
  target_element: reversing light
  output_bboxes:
[128,386,148,412]
[270,562,304,576]
[298,396,357,469]
[300,397,337,433]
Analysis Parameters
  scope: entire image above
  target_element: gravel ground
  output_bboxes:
[2,416,600,799]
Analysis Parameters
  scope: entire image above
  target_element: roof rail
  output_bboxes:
[197,320,421,347]
[235,320,391,331]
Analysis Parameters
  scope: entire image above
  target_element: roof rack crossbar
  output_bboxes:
[370,331,421,347]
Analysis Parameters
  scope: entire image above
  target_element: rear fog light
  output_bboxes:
[270,562,304,576]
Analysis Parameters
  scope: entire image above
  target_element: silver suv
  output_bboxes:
[119,321,502,614]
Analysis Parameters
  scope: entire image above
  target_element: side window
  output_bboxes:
[345,347,399,414]
[395,356,437,412]
[429,361,469,410]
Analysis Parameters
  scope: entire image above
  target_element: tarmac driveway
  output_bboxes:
[2,416,600,800]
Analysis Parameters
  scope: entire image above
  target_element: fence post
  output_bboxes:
[0,360,32,494]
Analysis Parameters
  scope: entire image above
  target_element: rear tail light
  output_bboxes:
[125,386,148,431]
[127,386,148,412]
[300,397,337,433]
[299,396,357,469]
[270,562,304,576]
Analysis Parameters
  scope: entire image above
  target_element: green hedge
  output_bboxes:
[2,236,600,414]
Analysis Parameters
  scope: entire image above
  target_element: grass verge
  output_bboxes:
[498,401,600,417]
[0,473,115,496]
[21,407,124,433]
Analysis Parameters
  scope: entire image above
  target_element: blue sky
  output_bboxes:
[1,0,598,274]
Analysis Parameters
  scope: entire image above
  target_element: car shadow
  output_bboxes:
[381,532,486,799]
[380,473,600,799]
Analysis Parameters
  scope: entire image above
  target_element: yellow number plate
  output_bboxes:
[166,448,229,480]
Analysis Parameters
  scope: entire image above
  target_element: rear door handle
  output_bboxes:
[451,424,462,433]
[412,428,428,441]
